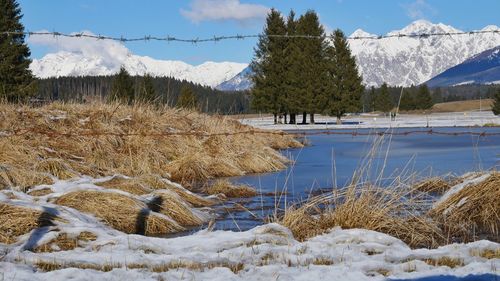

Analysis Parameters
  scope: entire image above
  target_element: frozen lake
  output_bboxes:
[215,127,500,231]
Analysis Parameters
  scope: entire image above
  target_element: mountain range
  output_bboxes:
[217,20,500,91]
[29,20,500,89]
[30,48,246,88]
[425,46,500,87]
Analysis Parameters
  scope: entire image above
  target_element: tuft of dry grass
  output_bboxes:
[470,248,500,259]
[96,176,152,195]
[27,187,53,197]
[0,102,300,187]
[423,257,464,268]
[148,191,206,226]
[0,203,56,244]
[54,190,184,235]
[414,177,451,194]
[204,179,257,198]
[34,231,97,253]
[0,165,53,192]
[35,158,78,180]
[278,185,444,248]
[140,175,216,207]
[430,173,500,242]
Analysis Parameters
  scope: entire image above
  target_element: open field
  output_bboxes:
[432,99,494,112]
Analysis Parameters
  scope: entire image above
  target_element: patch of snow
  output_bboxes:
[434,173,491,209]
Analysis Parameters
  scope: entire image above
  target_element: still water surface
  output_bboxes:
[214,127,500,231]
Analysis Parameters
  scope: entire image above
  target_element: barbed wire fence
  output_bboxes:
[2,29,499,139]
[1,29,500,44]
[1,127,499,139]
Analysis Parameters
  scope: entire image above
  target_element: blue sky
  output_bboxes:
[18,0,500,65]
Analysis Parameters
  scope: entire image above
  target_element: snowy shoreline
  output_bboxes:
[239,111,500,131]
[1,173,499,280]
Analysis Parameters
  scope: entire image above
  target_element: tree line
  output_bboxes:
[36,67,250,114]
[250,9,364,124]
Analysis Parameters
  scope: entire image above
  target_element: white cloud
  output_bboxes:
[28,30,130,68]
[403,0,437,19]
[181,0,270,23]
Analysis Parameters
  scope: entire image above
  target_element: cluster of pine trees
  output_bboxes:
[364,83,435,112]
[250,9,363,124]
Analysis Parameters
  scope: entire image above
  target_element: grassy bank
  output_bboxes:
[279,172,499,248]
[0,101,301,241]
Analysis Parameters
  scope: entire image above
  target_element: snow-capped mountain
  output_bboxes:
[216,20,500,90]
[425,46,500,87]
[350,20,500,87]
[29,33,247,88]
[216,66,253,91]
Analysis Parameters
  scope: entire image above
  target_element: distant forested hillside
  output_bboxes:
[36,76,251,114]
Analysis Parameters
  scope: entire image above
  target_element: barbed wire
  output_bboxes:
[1,127,499,139]
[1,29,499,44]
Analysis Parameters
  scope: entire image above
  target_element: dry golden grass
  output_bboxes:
[149,191,206,226]
[204,179,257,198]
[423,257,464,268]
[470,248,500,259]
[279,185,444,248]
[432,99,493,113]
[0,102,299,189]
[140,175,216,207]
[27,187,53,197]
[35,259,245,274]
[34,231,97,253]
[96,176,152,195]
[414,177,451,194]
[430,173,500,242]
[0,165,53,192]
[54,190,184,235]
[0,203,56,244]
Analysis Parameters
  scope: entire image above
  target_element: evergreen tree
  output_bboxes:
[367,86,376,112]
[375,83,393,113]
[492,89,500,115]
[138,73,156,103]
[295,10,328,124]
[415,84,433,109]
[250,9,287,124]
[109,67,134,103]
[177,85,197,109]
[283,10,302,124]
[432,87,443,104]
[0,0,36,102]
[324,29,363,124]
[399,90,415,111]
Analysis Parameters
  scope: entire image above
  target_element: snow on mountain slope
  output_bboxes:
[216,20,500,90]
[425,46,500,87]
[349,20,500,87]
[28,32,247,88]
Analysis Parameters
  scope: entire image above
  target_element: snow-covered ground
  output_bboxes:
[240,111,500,131]
[1,174,499,280]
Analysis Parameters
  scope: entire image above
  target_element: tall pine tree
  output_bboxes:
[399,89,415,111]
[415,84,433,110]
[138,73,156,103]
[109,67,134,103]
[325,29,363,124]
[250,9,287,124]
[375,83,393,113]
[295,10,328,124]
[492,89,500,115]
[0,0,36,102]
[177,85,197,109]
[283,10,303,124]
